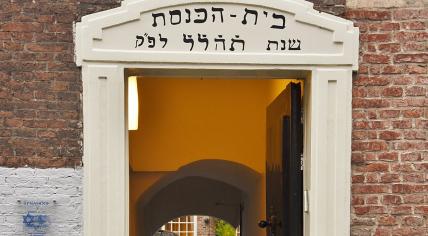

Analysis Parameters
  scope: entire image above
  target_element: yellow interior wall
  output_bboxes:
[129,77,299,236]
[130,171,169,236]
[129,78,291,173]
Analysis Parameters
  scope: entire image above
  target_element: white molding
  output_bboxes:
[75,0,359,69]
[76,1,357,236]
[82,64,129,236]
[308,69,352,236]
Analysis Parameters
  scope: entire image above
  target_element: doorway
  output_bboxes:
[77,1,357,235]
[126,70,305,236]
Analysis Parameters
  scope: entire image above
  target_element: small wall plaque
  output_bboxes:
[18,199,57,235]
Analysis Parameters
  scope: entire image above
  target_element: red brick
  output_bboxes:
[352,153,365,164]
[403,109,424,118]
[414,206,428,214]
[403,173,425,183]
[363,54,391,64]
[414,163,428,172]
[405,86,426,96]
[353,87,367,97]
[378,43,401,53]
[401,21,426,30]
[403,130,426,140]
[26,43,70,52]
[378,152,399,161]
[391,206,413,215]
[394,53,428,63]
[374,228,391,236]
[357,163,390,172]
[395,141,427,150]
[380,173,401,183]
[361,33,392,42]
[381,65,404,74]
[403,216,424,227]
[352,175,365,183]
[403,195,425,204]
[392,120,412,129]
[353,130,368,139]
[354,206,386,215]
[369,22,400,32]
[364,175,378,184]
[391,163,414,172]
[353,98,390,108]
[393,9,426,20]
[382,87,403,97]
[366,195,379,204]
[371,121,390,130]
[346,10,391,21]
[378,216,397,226]
[382,195,402,205]
[367,86,382,96]
[403,42,426,52]
[394,31,428,42]
[352,111,366,119]
[379,131,401,140]
[352,196,365,205]
[353,185,390,194]
[4,118,23,127]
[352,141,388,151]
[354,76,390,86]
[0,22,43,32]
[392,184,428,193]
[407,64,428,74]
[379,110,400,118]
[401,152,422,162]
[415,120,428,129]
[352,217,377,227]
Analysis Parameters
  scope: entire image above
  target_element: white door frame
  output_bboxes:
[75,1,359,236]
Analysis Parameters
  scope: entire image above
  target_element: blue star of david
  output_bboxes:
[23,213,34,226]
[23,212,48,230]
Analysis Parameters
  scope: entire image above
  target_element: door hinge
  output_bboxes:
[300,153,304,171]
[304,190,309,213]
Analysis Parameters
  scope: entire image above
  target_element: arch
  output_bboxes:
[135,160,263,236]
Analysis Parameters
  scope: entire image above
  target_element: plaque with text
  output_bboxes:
[18,199,56,235]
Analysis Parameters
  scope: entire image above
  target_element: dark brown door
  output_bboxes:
[264,82,303,236]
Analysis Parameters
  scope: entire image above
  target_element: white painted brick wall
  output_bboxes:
[0,167,83,236]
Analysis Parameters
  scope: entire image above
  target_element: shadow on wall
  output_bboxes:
[136,159,263,236]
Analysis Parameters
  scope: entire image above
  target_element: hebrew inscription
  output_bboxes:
[133,5,302,53]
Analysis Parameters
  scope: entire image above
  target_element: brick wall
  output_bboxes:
[197,216,217,236]
[0,0,427,235]
[345,3,428,236]
[0,0,121,168]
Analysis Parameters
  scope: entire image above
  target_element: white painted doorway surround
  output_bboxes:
[74,0,359,235]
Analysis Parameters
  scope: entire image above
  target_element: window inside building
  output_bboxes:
[156,216,239,236]
[161,216,197,236]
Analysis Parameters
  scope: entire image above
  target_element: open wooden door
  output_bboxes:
[261,82,303,236]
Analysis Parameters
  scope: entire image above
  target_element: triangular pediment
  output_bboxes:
[75,0,359,68]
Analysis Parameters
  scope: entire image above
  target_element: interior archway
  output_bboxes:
[136,160,263,236]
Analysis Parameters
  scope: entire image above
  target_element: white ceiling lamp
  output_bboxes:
[128,76,139,131]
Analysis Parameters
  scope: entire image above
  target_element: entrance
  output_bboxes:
[127,72,304,236]
[75,0,358,235]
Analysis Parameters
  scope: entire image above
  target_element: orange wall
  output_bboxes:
[129,78,290,173]
[129,78,298,236]
[130,171,169,236]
